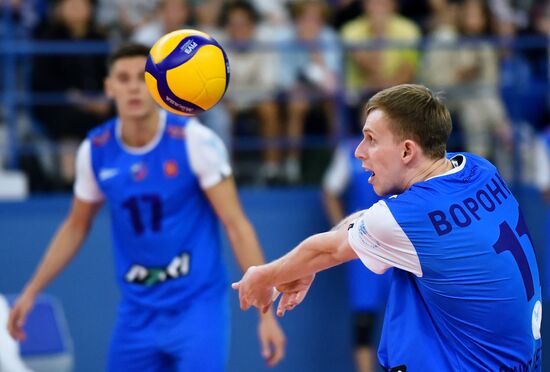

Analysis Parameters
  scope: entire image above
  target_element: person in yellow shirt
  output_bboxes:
[341,0,420,96]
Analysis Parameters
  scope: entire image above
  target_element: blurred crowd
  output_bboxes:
[1,0,550,195]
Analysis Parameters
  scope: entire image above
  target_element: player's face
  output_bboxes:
[105,56,157,120]
[355,109,407,196]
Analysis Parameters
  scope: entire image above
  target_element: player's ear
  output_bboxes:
[402,140,416,164]
[104,76,114,99]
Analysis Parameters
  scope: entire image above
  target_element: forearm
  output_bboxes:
[23,220,88,297]
[226,218,266,272]
[266,228,354,287]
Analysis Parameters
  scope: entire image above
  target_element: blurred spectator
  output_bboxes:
[32,0,110,187]
[421,0,513,173]
[192,0,234,150]
[453,0,513,171]
[278,0,341,183]
[419,0,464,153]
[131,0,191,47]
[220,1,282,184]
[340,0,420,104]
[488,0,534,32]
[193,0,225,40]
[251,0,291,31]
[492,9,541,128]
[96,0,158,43]
[1,0,48,34]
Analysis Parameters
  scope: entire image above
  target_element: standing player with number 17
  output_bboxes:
[233,84,542,371]
[8,42,285,371]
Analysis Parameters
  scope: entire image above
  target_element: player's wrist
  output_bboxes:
[258,306,275,319]
[21,284,39,302]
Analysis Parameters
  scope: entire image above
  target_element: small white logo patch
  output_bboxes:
[99,168,119,181]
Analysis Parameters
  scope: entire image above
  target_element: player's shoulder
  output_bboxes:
[88,117,117,147]
[184,116,222,144]
[354,199,412,249]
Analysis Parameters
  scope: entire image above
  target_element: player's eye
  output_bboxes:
[117,73,129,83]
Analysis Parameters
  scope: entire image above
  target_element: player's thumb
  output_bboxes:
[231,282,240,290]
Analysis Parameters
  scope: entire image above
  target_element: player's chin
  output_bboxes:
[125,105,150,119]
[372,183,386,197]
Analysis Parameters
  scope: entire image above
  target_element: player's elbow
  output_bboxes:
[329,232,357,264]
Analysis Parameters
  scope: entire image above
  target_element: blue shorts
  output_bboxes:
[346,259,392,311]
[108,290,230,372]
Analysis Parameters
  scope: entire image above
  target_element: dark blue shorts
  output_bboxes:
[108,290,229,372]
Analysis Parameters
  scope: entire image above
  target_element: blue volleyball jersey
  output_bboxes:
[86,113,227,309]
[348,152,542,370]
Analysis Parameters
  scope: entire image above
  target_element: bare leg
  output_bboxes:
[286,97,309,183]
[355,346,376,372]
[257,101,281,180]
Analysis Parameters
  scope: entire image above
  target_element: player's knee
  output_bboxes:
[352,311,377,347]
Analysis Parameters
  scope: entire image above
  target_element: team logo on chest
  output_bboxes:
[163,160,179,178]
[131,162,148,181]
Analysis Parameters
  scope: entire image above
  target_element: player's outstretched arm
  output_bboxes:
[7,197,102,341]
[232,216,359,314]
[203,177,286,367]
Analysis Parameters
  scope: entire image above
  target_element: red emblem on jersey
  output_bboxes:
[91,130,111,146]
[167,125,186,140]
[164,160,178,178]
[131,162,148,181]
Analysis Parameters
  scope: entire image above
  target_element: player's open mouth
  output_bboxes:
[369,172,375,183]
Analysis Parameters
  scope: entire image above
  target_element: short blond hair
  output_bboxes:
[365,84,452,159]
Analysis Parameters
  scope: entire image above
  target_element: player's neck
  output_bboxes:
[404,157,454,189]
[119,110,160,147]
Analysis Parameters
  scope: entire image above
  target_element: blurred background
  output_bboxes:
[0,0,549,371]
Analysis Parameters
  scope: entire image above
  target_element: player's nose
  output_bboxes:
[355,140,367,160]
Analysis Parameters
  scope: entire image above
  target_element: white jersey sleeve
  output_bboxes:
[186,118,232,189]
[74,139,105,202]
[347,200,423,277]
[322,144,350,196]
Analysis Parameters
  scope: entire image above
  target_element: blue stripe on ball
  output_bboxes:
[157,35,216,71]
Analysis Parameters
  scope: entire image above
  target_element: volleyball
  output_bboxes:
[145,29,230,116]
